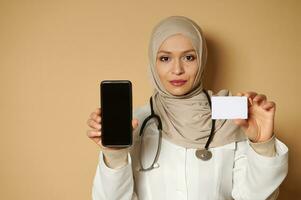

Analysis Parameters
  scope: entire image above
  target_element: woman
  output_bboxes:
[87,16,288,200]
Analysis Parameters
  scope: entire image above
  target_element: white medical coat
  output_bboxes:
[92,104,288,200]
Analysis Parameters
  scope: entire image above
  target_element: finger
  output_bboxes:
[262,101,276,110]
[86,130,101,138]
[90,108,101,117]
[90,112,100,120]
[90,112,101,123]
[236,92,253,108]
[132,118,139,130]
[248,97,253,107]
[240,92,257,107]
[236,92,243,96]
[86,130,103,147]
[95,115,101,123]
[240,92,258,105]
[87,119,101,130]
[253,94,267,104]
[233,119,248,129]
[95,107,101,115]
[244,91,258,99]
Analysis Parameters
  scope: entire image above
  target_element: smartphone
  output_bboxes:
[100,80,132,147]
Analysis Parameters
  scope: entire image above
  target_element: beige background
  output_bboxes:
[0,0,300,199]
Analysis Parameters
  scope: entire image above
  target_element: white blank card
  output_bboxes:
[211,96,248,119]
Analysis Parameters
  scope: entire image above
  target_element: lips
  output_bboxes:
[170,79,187,86]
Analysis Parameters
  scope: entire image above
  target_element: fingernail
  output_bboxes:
[248,98,253,105]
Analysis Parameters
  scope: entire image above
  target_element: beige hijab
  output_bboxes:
[148,16,246,149]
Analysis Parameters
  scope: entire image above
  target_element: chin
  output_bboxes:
[169,89,190,96]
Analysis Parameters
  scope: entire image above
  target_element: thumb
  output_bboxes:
[233,119,248,131]
[132,118,139,130]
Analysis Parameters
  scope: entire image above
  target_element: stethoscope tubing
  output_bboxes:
[139,89,216,171]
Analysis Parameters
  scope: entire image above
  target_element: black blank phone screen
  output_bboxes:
[101,81,132,147]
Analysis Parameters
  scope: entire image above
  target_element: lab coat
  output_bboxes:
[92,104,289,200]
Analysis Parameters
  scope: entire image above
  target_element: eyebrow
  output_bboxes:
[157,49,196,54]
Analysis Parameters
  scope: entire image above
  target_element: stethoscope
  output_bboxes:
[138,89,216,171]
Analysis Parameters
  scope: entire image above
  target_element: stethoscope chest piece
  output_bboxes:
[195,149,212,161]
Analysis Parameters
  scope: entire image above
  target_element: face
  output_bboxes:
[156,34,199,96]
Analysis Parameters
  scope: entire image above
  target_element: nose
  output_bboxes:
[172,59,184,75]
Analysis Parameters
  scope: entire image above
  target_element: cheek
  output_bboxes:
[192,63,199,76]
[192,67,198,78]
[156,64,169,80]
[187,64,199,79]
[186,63,198,72]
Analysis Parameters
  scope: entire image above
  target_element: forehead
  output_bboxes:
[158,33,195,53]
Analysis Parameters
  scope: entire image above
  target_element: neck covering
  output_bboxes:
[148,16,246,149]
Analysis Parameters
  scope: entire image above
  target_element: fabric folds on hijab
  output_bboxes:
[148,16,246,149]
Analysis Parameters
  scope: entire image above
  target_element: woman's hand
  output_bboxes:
[233,92,276,143]
[86,107,139,150]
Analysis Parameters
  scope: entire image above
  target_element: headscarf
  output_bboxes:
[148,16,246,149]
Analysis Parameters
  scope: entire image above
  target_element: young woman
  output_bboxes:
[87,16,288,200]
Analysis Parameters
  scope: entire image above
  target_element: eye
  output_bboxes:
[159,56,170,62]
[184,55,196,61]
